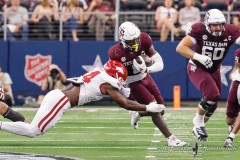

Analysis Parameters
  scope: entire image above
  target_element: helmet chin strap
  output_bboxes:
[121,42,133,52]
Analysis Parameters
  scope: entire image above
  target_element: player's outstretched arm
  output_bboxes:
[103,84,164,112]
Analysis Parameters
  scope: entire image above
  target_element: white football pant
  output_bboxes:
[1,89,71,137]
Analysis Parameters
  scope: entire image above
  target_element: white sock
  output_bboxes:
[229,132,236,139]
[193,113,204,127]
[167,135,174,140]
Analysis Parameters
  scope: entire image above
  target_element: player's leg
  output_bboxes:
[224,114,240,148]
[0,101,28,122]
[204,70,222,123]
[0,89,71,137]
[128,79,155,129]
[129,76,186,146]
[224,82,240,147]
[187,64,220,141]
[0,81,28,122]
[225,81,240,132]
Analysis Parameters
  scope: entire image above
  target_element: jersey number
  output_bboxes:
[82,71,100,83]
[202,46,225,60]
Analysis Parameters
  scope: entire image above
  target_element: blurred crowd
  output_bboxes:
[0,0,240,41]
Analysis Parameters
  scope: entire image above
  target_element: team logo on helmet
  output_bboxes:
[116,66,124,75]
[25,54,52,86]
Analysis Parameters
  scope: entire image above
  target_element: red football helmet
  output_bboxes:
[104,60,128,83]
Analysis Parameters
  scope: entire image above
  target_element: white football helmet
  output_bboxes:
[204,9,226,37]
[118,21,141,52]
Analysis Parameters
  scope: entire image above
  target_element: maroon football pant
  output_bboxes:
[187,63,221,103]
[128,74,164,105]
[227,81,240,118]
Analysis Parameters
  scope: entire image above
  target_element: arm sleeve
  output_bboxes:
[147,53,164,73]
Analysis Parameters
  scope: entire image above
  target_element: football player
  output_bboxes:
[0,81,29,122]
[224,49,240,147]
[176,9,240,141]
[0,60,164,138]
[108,21,187,147]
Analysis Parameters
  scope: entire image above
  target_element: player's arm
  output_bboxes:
[104,84,146,111]
[102,84,164,112]
[147,45,164,72]
[176,35,213,69]
[176,35,196,59]
[229,59,239,81]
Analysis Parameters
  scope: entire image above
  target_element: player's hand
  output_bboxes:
[146,102,165,113]
[133,56,147,73]
[193,53,213,69]
[120,87,130,98]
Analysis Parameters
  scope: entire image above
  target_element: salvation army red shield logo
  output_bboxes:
[24,54,52,86]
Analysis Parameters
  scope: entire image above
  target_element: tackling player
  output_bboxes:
[108,21,187,147]
[176,9,240,141]
[0,60,165,138]
[0,81,29,122]
[224,49,240,147]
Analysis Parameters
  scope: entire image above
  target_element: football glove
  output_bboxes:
[120,87,131,98]
[0,81,5,102]
[193,53,213,69]
[146,102,165,113]
[133,56,147,73]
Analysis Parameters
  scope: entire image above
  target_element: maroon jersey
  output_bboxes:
[189,22,240,72]
[108,32,152,76]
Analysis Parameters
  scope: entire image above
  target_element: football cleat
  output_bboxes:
[129,111,140,129]
[192,126,208,141]
[224,137,233,148]
[167,135,187,147]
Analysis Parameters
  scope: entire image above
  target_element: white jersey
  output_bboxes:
[68,68,122,105]
[232,69,240,82]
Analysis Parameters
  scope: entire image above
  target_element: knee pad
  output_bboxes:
[205,106,217,118]
[200,97,216,111]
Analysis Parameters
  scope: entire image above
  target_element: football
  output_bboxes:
[134,55,153,67]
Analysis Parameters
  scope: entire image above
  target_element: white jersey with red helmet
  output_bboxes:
[68,68,122,105]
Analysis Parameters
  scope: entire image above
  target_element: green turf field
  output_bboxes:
[0,106,238,160]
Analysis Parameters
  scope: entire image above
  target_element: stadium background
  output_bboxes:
[0,0,240,105]
[0,41,238,105]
